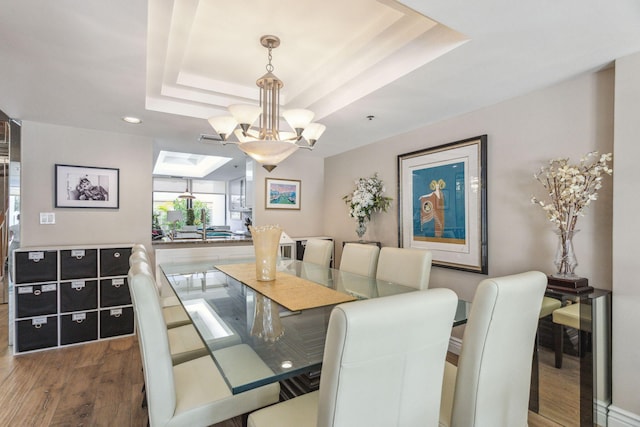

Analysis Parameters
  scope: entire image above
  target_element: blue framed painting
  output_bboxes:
[265,178,301,210]
[398,135,487,274]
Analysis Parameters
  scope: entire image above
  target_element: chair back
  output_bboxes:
[132,243,147,254]
[128,269,177,426]
[302,239,333,268]
[130,250,150,266]
[129,257,154,276]
[375,247,432,290]
[340,243,380,277]
[451,271,546,427]
[317,288,458,427]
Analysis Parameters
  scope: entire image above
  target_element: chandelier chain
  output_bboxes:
[266,46,274,73]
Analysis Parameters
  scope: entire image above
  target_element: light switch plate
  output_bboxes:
[40,212,55,224]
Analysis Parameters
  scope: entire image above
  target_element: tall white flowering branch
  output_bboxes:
[531,151,612,275]
[343,173,392,233]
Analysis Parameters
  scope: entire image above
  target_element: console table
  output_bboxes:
[530,287,611,426]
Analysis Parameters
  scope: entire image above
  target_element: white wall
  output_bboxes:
[21,121,153,251]
[252,154,325,238]
[325,68,614,304]
[610,52,640,425]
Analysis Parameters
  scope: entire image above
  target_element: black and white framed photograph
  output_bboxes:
[398,135,487,274]
[55,164,119,209]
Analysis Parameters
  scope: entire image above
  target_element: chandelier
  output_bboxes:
[204,35,326,172]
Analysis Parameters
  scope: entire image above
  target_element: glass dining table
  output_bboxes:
[160,258,470,395]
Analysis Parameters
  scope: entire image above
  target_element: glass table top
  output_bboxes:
[161,258,470,394]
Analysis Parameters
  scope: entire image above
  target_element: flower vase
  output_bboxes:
[250,225,282,281]
[552,229,579,278]
[355,220,367,240]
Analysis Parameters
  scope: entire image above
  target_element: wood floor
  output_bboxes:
[0,303,570,426]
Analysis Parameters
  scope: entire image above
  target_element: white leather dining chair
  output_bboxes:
[128,253,190,328]
[302,239,333,268]
[128,263,208,365]
[129,269,280,427]
[376,247,432,290]
[439,271,547,427]
[339,243,380,277]
[130,249,150,264]
[132,243,147,254]
[247,288,459,427]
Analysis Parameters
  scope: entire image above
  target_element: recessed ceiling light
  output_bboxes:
[122,116,142,124]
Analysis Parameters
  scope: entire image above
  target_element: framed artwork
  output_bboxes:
[265,178,301,210]
[55,164,120,209]
[398,135,487,274]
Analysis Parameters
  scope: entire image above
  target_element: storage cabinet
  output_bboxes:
[12,244,134,354]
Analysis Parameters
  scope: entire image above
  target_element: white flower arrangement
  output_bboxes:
[343,173,392,237]
[531,151,612,276]
[531,152,612,232]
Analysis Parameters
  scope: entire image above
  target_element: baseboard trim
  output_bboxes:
[608,405,640,427]
[448,336,462,355]
[595,399,611,427]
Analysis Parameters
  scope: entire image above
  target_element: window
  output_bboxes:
[152,177,226,239]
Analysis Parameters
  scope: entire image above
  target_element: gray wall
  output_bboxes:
[325,68,614,305]
[253,154,325,238]
[611,52,640,425]
[21,121,153,251]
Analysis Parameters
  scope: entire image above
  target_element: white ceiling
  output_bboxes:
[1,0,639,180]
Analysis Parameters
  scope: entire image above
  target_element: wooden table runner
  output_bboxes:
[215,263,356,311]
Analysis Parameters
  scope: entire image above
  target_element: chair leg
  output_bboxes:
[141,381,147,408]
[554,323,563,369]
[529,331,540,412]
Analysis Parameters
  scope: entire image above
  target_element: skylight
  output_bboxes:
[153,150,232,177]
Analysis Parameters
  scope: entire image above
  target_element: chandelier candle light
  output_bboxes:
[206,35,326,172]
[343,173,392,240]
[531,151,612,292]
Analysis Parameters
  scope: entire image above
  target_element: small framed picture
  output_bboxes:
[55,164,120,209]
[265,178,301,210]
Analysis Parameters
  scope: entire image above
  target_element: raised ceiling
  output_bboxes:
[0,0,639,179]
[146,0,466,125]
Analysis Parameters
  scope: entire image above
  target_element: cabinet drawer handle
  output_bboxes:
[34,290,41,296]
[74,319,84,324]
[114,252,121,258]
[34,324,42,329]
[113,313,121,318]
[112,283,121,288]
